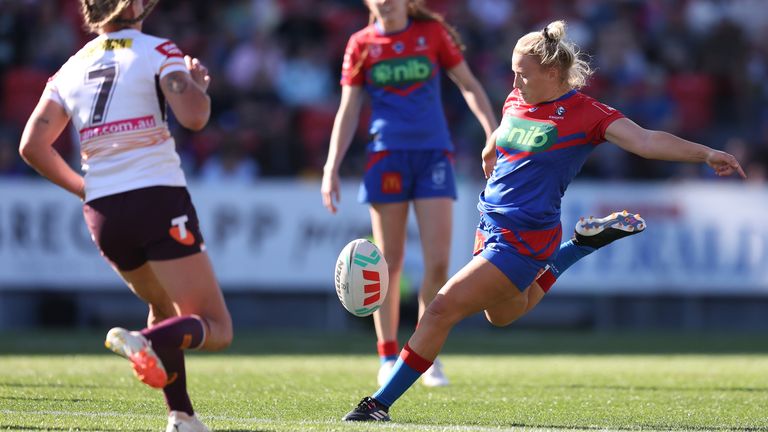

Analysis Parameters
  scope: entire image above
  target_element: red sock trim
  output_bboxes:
[401,343,432,373]
[536,269,557,293]
[377,340,399,357]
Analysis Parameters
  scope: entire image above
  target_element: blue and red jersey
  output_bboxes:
[340,20,464,152]
[479,88,625,230]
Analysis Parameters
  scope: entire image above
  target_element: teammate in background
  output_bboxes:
[343,20,746,421]
[321,0,498,388]
[18,1,232,431]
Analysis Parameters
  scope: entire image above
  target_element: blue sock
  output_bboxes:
[550,240,595,278]
[372,358,422,407]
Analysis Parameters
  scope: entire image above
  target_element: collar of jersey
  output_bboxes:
[374,18,413,36]
[538,89,577,105]
[103,28,140,37]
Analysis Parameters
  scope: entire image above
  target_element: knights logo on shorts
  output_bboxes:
[432,162,447,187]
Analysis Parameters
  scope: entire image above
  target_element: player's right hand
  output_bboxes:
[321,170,340,214]
[706,149,747,179]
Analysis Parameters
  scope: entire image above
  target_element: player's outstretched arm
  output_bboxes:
[19,97,85,199]
[605,117,747,178]
[161,55,211,131]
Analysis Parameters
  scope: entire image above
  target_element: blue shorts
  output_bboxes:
[473,213,562,291]
[358,149,457,204]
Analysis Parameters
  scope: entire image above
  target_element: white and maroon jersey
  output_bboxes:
[44,29,190,202]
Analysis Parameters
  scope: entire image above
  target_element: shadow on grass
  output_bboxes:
[499,423,768,431]
[216,430,275,432]
[0,395,92,403]
[1,427,148,432]
[2,329,768,356]
[0,381,112,389]
[542,383,768,393]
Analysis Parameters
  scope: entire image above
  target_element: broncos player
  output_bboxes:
[19,1,231,430]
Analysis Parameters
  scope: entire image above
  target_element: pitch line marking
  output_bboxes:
[0,409,610,431]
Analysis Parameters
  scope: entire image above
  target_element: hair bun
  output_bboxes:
[543,20,566,43]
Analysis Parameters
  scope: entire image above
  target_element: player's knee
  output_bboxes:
[423,260,449,284]
[217,326,234,350]
[386,255,405,276]
[203,314,233,351]
[484,310,517,327]
[422,294,464,327]
[484,297,528,327]
[206,330,232,351]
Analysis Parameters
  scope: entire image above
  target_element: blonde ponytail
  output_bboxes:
[515,20,592,89]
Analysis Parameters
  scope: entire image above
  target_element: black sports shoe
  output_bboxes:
[342,396,391,422]
[574,210,646,249]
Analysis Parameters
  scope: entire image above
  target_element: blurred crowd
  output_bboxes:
[0,0,767,183]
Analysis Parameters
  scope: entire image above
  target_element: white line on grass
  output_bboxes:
[0,409,619,432]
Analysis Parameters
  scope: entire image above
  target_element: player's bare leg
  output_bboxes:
[105,263,174,388]
[148,252,232,351]
[344,256,523,421]
[413,197,452,386]
[370,202,408,385]
[106,252,230,431]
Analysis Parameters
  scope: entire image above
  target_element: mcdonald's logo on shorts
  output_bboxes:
[381,172,402,194]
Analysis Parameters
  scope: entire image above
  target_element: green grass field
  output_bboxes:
[2,330,767,431]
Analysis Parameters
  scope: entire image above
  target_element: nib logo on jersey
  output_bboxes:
[370,56,433,87]
[497,116,558,152]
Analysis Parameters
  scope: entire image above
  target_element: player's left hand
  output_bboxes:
[185,55,210,91]
[706,150,747,179]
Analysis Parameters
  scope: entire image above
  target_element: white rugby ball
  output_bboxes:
[334,239,389,317]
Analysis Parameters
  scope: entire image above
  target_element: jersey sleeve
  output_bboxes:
[41,71,65,107]
[585,99,625,144]
[435,23,463,69]
[340,33,365,87]
[153,40,188,79]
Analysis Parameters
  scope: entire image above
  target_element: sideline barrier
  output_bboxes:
[0,179,765,294]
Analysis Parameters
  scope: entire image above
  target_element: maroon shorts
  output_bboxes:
[83,186,205,271]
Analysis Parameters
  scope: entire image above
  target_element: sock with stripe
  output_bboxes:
[377,340,399,364]
[141,316,205,416]
[141,315,206,351]
[156,347,193,415]
[372,343,432,407]
[536,239,596,292]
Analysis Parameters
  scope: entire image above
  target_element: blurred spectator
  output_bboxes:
[0,126,29,176]
[199,133,260,183]
[24,1,77,70]
[224,32,284,93]
[275,44,333,107]
[0,0,764,181]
